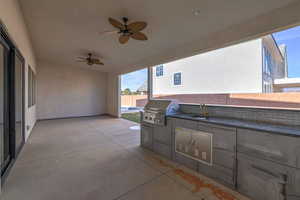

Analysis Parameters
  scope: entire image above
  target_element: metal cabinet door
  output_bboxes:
[153,142,172,159]
[141,125,153,150]
[171,119,199,170]
[210,125,236,152]
[213,149,235,170]
[237,153,287,200]
[237,128,300,168]
[153,119,172,145]
[198,162,235,188]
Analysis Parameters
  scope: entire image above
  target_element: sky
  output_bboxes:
[121,26,300,91]
[121,68,147,91]
[273,26,300,78]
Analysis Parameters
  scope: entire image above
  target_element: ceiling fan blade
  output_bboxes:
[119,35,130,44]
[95,61,104,65]
[91,59,104,65]
[108,18,125,30]
[99,30,118,36]
[131,32,148,41]
[76,60,86,62]
[128,22,147,33]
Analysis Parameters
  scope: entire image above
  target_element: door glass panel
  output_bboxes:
[0,44,4,171]
[0,42,9,174]
[15,55,23,152]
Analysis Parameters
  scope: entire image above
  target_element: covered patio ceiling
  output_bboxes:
[19,0,300,74]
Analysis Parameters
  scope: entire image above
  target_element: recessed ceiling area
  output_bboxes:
[19,0,300,74]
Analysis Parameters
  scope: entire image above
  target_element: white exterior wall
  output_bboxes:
[153,39,263,95]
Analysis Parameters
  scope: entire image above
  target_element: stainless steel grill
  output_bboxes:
[141,99,179,126]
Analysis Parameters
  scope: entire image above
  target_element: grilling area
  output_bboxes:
[141,99,300,200]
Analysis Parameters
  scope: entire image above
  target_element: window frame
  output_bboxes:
[173,72,182,86]
[28,66,36,108]
[156,65,164,77]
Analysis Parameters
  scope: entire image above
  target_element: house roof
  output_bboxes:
[274,78,300,88]
[137,81,147,92]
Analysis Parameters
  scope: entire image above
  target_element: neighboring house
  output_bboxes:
[153,35,289,95]
[137,81,148,95]
[273,78,300,92]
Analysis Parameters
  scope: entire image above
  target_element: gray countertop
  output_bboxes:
[168,113,300,137]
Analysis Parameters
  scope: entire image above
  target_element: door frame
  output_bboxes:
[12,49,25,157]
[0,25,12,179]
[0,20,26,184]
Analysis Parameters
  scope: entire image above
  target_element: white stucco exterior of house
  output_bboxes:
[153,36,286,95]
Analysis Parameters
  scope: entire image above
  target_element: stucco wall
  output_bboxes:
[153,39,263,95]
[0,0,37,141]
[0,0,37,193]
[37,62,107,120]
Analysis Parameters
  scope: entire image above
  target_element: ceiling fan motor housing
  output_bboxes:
[122,17,129,24]
[121,17,131,36]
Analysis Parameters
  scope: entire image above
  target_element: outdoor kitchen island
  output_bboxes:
[140,100,300,200]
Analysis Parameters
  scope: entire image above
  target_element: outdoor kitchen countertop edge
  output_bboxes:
[167,113,300,137]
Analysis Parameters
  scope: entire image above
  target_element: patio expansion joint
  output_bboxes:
[102,130,168,173]
[113,173,166,200]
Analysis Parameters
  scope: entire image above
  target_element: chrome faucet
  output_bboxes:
[200,104,209,118]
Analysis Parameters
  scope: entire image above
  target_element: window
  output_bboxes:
[33,72,36,105]
[28,66,36,107]
[263,47,273,76]
[263,80,273,93]
[156,65,163,77]
[262,47,275,93]
[1,24,26,175]
[173,72,182,85]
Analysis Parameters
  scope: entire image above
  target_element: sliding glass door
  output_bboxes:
[0,34,11,176]
[14,52,24,154]
[0,25,25,179]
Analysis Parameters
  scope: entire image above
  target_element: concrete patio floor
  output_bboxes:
[2,116,250,200]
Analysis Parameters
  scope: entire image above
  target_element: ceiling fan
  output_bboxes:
[76,53,104,66]
[100,17,148,44]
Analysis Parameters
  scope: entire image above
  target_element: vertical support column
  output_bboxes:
[147,67,153,101]
[117,75,121,118]
[106,73,121,118]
